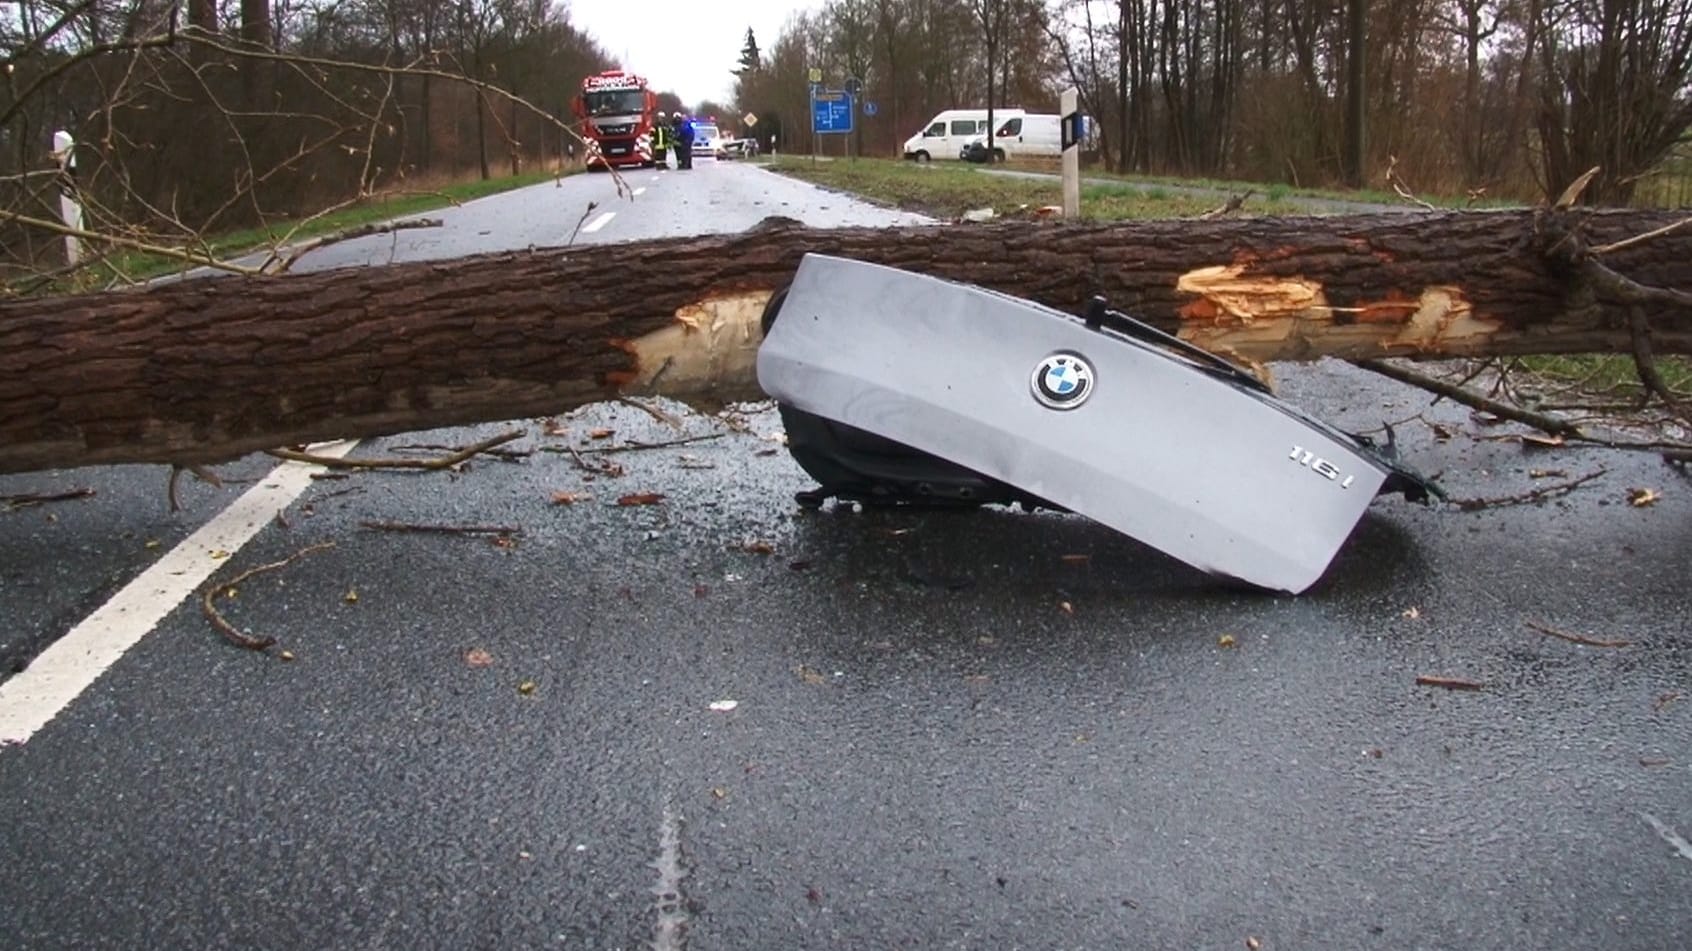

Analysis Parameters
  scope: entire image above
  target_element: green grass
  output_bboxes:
[765,156,1310,220]
[46,168,567,291]
[1518,354,1692,395]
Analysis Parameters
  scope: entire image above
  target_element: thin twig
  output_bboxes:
[167,464,223,512]
[276,217,442,273]
[358,520,521,536]
[616,396,683,429]
[572,433,725,455]
[1,487,96,511]
[1590,215,1692,255]
[1450,468,1607,511]
[200,541,336,651]
[1357,360,1586,437]
[268,430,524,470]
[566,201,599,247]
[1525,619,1631,648]
[1416,674,1485,691]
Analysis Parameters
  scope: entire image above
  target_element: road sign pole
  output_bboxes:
[1061,88,1081,219]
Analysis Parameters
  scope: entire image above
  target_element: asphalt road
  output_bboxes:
[2,157,1689,950]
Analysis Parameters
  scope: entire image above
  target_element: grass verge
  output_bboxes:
[765,156,1348,220]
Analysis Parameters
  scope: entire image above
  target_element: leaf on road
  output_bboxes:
[551,490,591,505]
[465,648,493,668]
[1527,468,1567,479]
[278,650,296,662]
[737,539,775,555]
[144,539,161,549]
[711,786,728,799]
[210,549,231,559]
[1218,633,1238,648]
[798,665,826,685]
[1402,606,1421,619]
[617,492,666,506]
[693,583,710,598]
[1628,487,1661,507]
[708,699,738,712]
[517,680,537,695]
[1520,433,1565,449]
[343,589,359,604]
[1058,600,1075,616]
[542,418,569,437]
[588,427,615,440]
[1060,554,1091,566]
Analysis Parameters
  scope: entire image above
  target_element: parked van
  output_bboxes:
[903,108,1025,162]
[961,113,1063,163]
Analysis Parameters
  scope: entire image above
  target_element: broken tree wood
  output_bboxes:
[2,208,1690,475]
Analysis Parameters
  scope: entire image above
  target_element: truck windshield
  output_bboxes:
[583,90,646,116]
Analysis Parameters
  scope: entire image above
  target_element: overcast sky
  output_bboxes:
[567,0,822,108]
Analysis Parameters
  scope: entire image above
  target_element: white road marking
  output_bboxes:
[0,441,360,747]
[651,806,689,951]
[582,211,616,234]
[1641,812,1692,862]
[633,187,646,197]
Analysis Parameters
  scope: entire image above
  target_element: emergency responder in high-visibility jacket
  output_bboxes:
[651,112,671,170]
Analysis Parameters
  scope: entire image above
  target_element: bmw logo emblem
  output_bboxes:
[1031,352,1094,409]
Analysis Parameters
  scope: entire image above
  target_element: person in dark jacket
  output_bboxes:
[651,112,671,170]
[674,113,695,169]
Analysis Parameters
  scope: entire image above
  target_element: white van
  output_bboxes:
[961,113,1063,163]
[903,108,1025,162]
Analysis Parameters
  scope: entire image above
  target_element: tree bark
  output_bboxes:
[1,209,1688,475]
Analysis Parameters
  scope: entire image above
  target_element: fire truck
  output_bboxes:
[572,70,658,170]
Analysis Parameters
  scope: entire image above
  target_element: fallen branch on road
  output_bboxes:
[1524,619,1631,648]
[1449,468,1607,511]
[1416,674,1486,691]
[357,520,522,537]
[201,541,337,651]
[267,430,525,471]
[1,487,95,511]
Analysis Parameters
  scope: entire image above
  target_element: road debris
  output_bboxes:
[1416,674,1485,691]
[358,520,523,537]
[708,699,738,712]
[1525,619,1631,648]
[199,541,336,651]
[616,492,666,506]
[269,429,524,470]
[1451,468,1607,511]
[1628,487,1662,507]
[464,648,494,668]
[1,487,95,512]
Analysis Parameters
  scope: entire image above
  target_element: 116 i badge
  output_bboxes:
[1031,352,1094,409]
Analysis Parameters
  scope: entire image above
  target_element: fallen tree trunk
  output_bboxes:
[1,208,1688,475]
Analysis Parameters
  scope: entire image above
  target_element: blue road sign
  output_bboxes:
[812,91,854,134]
[863,101,878,117]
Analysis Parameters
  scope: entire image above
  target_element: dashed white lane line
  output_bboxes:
[0,441,360,747]
[651,806,689,951]
[633,187,646,196]
[1641,812,1692,862]
[582,211,616,234]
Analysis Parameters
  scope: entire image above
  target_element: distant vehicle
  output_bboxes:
[961,113,1064,163]
[570,70,658,170]
[903,108,1025,162]
[692,122,724,157]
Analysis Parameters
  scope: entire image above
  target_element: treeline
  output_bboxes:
[0,0,618,248]
[733,0,1692,205]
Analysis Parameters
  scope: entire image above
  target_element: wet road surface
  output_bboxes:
[0,159,1687,949]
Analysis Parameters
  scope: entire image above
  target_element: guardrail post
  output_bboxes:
[1060,89,1080,219]
[51,130,82,265]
